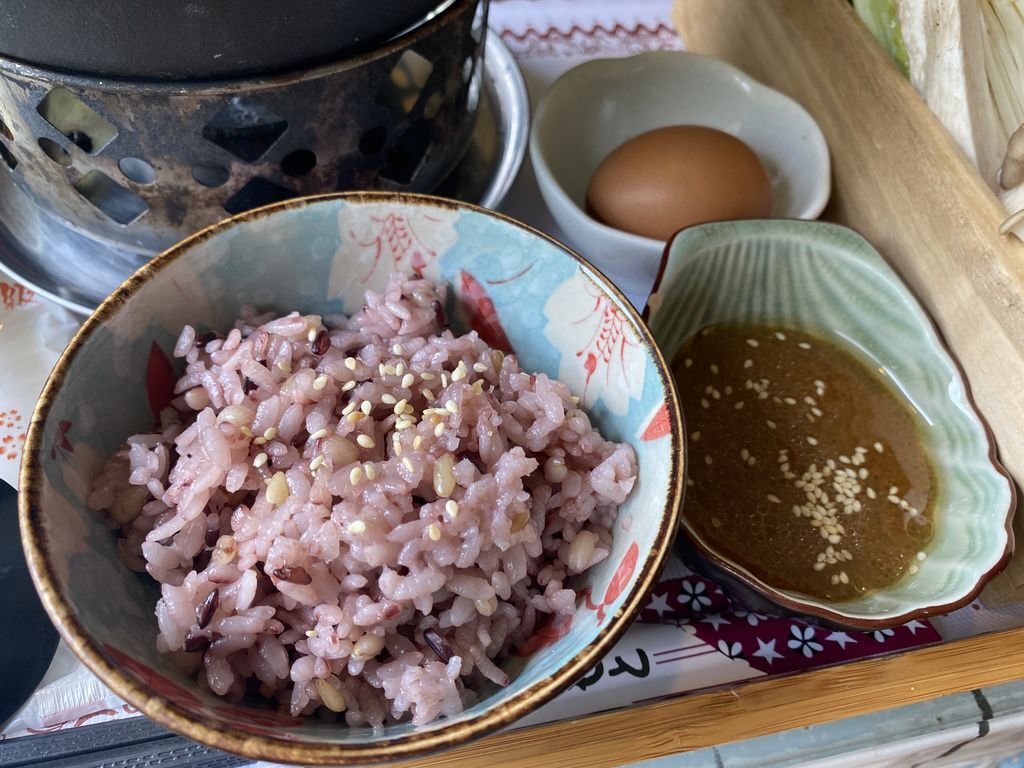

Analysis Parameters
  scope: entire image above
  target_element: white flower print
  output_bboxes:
[717,639,743,659]
[734,609,764,627]
[787,625,824,658]
[679,579,712,612]
[542,270,645,416]
[328,203,459,312]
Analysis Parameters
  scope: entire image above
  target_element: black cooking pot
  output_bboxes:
[0,0,449,79]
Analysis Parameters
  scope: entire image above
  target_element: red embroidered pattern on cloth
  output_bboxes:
[0,281,34,310]
[499,21,683,58]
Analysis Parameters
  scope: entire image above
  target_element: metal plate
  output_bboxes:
[0,30,528,316]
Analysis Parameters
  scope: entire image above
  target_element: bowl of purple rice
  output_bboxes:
[19,192,684,764]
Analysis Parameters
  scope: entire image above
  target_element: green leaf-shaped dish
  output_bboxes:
[646,219,1015,628]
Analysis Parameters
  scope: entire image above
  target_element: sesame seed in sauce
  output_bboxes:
[734,401,745,410]
[775,331,786,341]
[874,442,884,453]
[684,358,693,368]
[746,339,759,348]
[678,324,932,598]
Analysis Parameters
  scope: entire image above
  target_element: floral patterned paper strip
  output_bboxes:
[0,275,79,489]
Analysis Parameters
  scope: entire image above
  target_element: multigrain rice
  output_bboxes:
[88,273,637,726]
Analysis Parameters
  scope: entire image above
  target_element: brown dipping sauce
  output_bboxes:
[676,324,934,602]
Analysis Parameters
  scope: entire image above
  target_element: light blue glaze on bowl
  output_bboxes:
[20,193,684,764]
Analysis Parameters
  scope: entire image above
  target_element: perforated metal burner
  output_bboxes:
[0,30,529,315]
[0,0,486,258]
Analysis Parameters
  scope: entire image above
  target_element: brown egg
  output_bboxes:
[585,125,774,241]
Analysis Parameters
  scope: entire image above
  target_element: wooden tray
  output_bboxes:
[390,3,1024,766]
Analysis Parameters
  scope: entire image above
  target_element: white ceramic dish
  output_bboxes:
[530,51,831,300]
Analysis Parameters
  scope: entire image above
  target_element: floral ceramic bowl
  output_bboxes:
[19,193,684,764]
[530,51,830,301]
[647,219,1014,629]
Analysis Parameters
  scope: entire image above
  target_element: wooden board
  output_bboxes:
[350,4,1024,766]
[390,629,1024,768]
[673,0,1024,605]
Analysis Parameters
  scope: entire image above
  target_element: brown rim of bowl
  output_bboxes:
[648,218,1016,631]
[0,0,474,93]
[19,191,686,765]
